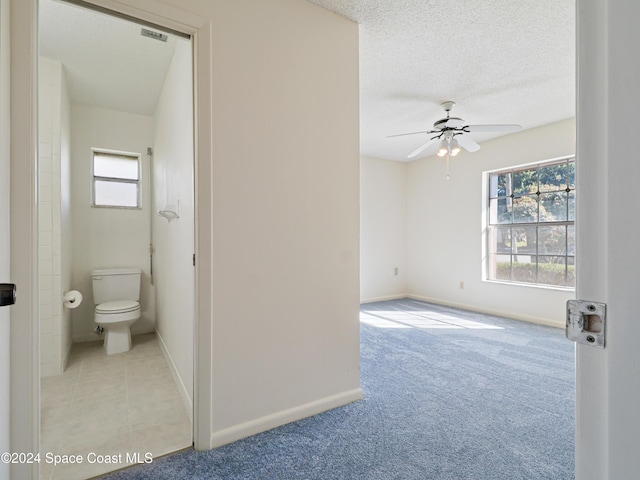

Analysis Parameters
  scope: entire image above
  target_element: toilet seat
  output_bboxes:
[95,300,139,314]
[94,301,141,328]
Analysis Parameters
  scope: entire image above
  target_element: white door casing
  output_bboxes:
[10,1,214,478]
[576,0,640,478]
[1,0,13,478]
[9,0,39,478]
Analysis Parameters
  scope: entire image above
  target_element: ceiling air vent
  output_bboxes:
[141,28,168,42]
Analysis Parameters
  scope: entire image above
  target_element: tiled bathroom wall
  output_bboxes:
[39,57,72,377]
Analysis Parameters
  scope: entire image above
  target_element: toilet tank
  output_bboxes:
[91,268,142,304]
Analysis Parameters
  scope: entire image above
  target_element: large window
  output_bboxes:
[486,157,575,288]
[92,150,141,208]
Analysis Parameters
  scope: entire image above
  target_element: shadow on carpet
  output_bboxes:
[102,299,575,479]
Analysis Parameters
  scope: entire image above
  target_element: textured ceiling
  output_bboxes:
[39,0,181,116]
[39,0,575,161]
[308,0,575,161]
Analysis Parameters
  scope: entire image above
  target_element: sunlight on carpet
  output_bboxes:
[360,309,504,330]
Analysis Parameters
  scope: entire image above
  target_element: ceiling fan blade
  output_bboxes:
[407,137,439,159]
[465,124,522,133]
[388,130,436,138]
[456,134,481,152]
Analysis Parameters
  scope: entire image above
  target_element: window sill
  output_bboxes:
[483,278,575,293]
[91,204,142,210]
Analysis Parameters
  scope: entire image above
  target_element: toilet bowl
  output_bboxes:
[95,300,141,355]
[91,268,142,355]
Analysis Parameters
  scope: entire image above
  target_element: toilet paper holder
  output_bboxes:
[63,290,83,309]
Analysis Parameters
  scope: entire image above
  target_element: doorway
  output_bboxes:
[38,1,194,477]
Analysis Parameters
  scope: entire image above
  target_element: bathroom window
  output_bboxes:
[485,156,575,289]
[92,150,141,208]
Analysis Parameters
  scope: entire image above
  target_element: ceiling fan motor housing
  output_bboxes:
[434,117,463,130]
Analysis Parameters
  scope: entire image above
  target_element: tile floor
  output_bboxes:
[39,334,192,480]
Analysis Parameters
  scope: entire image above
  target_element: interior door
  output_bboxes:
[575,0,640,478]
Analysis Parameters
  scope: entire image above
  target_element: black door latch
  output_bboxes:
[0,283,16,306]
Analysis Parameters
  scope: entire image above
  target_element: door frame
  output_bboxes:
[575,0,640,478]
[1,0,13,478]
[10,0,214,476]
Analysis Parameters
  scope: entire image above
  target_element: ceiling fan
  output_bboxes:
[390,101,522,160]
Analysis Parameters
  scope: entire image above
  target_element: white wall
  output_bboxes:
[203,0,361,444]
[70,105,155,341]
[152,39,194,409]
[360,155,406,302]
[406,118,576,327]
[38,57,72,376]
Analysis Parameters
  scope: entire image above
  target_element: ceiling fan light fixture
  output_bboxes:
[449,137,461,156]
[436,139,449,157]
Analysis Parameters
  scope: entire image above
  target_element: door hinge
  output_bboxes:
[193,254,195,266]
[566,300,606,348]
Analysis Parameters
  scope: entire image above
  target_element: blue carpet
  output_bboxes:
[102,299,575,479]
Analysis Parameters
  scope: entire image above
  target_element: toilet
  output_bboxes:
[91,268,142,355]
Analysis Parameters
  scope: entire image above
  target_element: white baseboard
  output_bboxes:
[360,293,407,304]
[406,294,565,329]
[155,329,193,423]
[211,388,363,448]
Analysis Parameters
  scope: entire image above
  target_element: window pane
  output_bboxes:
[491,226,512,254]
[567,225,576,255]
[539,225,567,255]
[568,161,575,188]
[513,226,537,255]
[489,197,512,224]
[94,181,138,207]
[513,168,538,196]
[538,256,567,287]
[568,191,575,221]
[94,153,139,180]
[513,195,538,223]
[489,174,499,198]
[490,173,511,198]
[567,257,576,287]
[539,191,568,222]
[512,256,537,283]
[538,163,567,192]
[488,253,511,281]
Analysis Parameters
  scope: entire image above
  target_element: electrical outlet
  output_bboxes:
[393,267,399,276]
[459,281,464,290]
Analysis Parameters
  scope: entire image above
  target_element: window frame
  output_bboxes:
[91,148,142,209]
[484,155,576,290]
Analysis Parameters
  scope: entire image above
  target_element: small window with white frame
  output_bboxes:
[486,156,575,289]
[92,149,141,209]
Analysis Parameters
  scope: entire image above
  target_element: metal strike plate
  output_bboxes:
[0,283,16,307]
[566,300,606,348]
